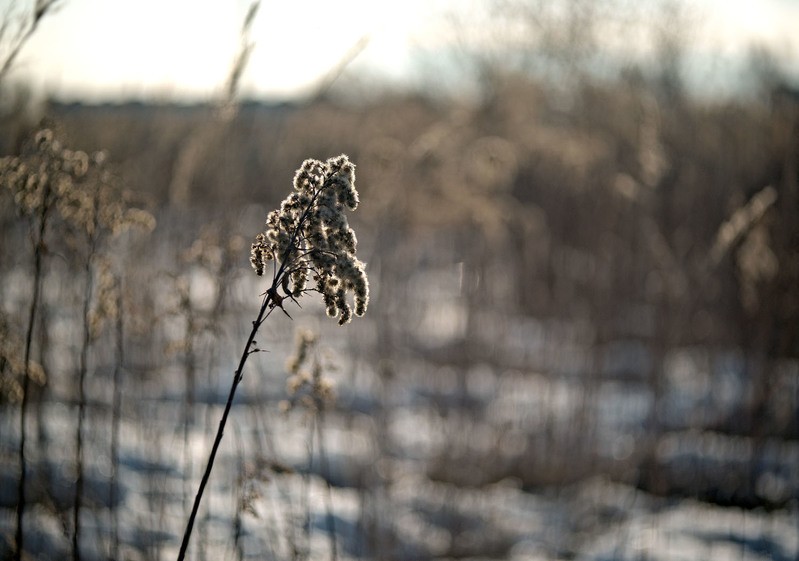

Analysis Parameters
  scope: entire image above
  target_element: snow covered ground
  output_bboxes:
[2,260,798,561]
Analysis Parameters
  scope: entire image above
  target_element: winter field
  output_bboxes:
[2,1,799,558]
[1,200,798,560]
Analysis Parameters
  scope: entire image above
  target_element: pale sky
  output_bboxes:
[6,0,799,102]
[12,0,450,100]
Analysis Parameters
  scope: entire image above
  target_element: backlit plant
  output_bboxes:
[178,155,369,560]
[250,154,369,324]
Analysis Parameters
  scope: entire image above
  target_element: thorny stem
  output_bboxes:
[177,160,347,560]
[177,287,275,561]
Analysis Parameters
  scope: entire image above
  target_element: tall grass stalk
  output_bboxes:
[177,155,368,560]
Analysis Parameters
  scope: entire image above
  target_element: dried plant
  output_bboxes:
[250,155,369,324]
[57,136,153,561]
[281,328,336,414]
[1,127,91,560]
[280,327,340,561]
[177,155,368,561]
[163,225,247,523]
[1,126,154,560]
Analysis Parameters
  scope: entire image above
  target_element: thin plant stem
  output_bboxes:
[177,155,364,560]
[73,245,96,561]
[109,278,124,561]
[176,288,276,561]
[15,185,50,561]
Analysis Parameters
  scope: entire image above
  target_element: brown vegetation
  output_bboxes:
[1,1,798,558]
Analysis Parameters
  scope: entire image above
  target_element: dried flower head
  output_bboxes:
[0,128,156,239]
[250,155,369,325]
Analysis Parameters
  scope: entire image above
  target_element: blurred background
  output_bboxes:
[1,0,798,560]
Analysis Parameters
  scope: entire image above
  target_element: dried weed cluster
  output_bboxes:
[178,156,369,560]
[0,128,155,402]
[250,155,369,324]
[0,128,155,237]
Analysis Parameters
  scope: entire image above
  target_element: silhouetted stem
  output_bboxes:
[176,288,275,561]
[177,161,343,560]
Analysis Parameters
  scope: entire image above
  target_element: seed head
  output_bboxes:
[250,155,369,324]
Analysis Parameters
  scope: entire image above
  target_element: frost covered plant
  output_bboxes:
[250,155,369,324]
[178,155,368,561]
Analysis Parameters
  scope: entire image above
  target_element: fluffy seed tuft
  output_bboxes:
[250,155,369,324]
